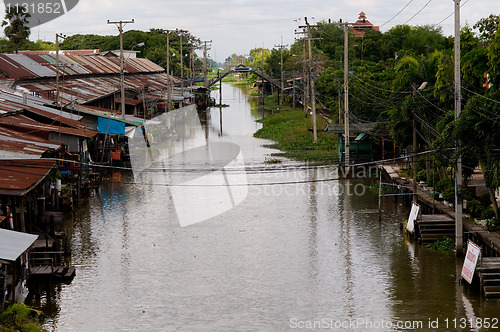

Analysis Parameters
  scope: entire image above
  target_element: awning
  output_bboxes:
[0,228,38,262]
[98,117,126,135]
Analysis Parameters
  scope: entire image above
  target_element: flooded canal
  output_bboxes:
[29,84,499,331]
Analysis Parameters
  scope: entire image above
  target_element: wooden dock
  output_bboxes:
[30,265,76,281]
[415,214,455,243]
[477,257,500,298]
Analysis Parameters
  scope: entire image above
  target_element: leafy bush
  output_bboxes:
[485,217,500,230]
[427,171,440,186]
[427,237,455,251]
[481,208,496,220]
[417,169,427,182]
[0,303,46,332]
[417,156,426,171]
[434,178,453,200]
[442,187,456,203]
[467,198,483,217]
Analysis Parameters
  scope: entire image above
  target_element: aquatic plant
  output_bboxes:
[0,303,46,332]
[427,237,455,251]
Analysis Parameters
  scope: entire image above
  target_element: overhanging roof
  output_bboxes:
[0,159,56,196]
[0,228,38,261]
[0,53,164,80]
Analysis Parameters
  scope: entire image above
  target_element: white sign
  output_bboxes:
[461,240,481,284]
[406,202,420,233]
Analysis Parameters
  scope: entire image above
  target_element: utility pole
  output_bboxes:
[412,83,418,203]
[219,70,222,105]
[177,29,188,105]
[107,19,134,119]
[454,0,463,255]
[300,17,319,144]
[294,29,308,116]
[302,33,308,117]
[338,79,342,124]
[274,36,288,106]
[261,46,265,105]
[342,21,350,172]
[180,31,184,104]
[202,40,212,88]
[166,30,172,112]
[55,33,67,106]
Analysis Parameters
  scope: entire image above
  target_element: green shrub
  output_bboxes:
[466,198,483,217]
[427,171,439,186]
[417,170,427,182]
[0,303,46,332]
[481,207,495,220]
[442,187,455,203]
[427,237,455,251]
[435,178,453,200]
[417,156,427,171]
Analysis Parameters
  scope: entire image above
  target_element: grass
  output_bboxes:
[254,107,337,163]
[0,303,46,332]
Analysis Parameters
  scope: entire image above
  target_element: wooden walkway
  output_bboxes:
[30,266,76,280]
[477,257,500,298]
[30,265,55,277]
[415,214,455,243]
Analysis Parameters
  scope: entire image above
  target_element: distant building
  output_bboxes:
[352,12,380,37]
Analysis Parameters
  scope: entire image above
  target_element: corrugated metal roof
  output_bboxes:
[0,139,47,158]
[0,158,56,196]
[19,50,101,56]
[6,54,56,78]
[0,88,85,128]
[0,228,38,261]
[0,114,98,139]
[0,127,61,150]
[16,73,181,106]
[0,54,37,79]
[0,53,164,80]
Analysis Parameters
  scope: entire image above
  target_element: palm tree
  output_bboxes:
[2,6,31,54]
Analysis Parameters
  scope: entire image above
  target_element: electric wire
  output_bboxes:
[402,0,433,25]
[379,0,415,28]
[432,0,470,29]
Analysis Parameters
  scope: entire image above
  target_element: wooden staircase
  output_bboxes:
[478,257,500,298]
[416,214,455,243]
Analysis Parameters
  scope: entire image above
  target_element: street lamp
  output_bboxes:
[132,42,145,50]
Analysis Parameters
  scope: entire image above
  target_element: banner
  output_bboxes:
[406,202,420,233]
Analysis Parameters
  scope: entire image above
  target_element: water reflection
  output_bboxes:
[26,84,499,331]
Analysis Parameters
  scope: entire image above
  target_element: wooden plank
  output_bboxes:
[30,266,54,275]
[420,214,454,223]
[482,257,500,263]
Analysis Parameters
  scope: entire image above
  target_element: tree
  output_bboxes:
[60,34,115,50]
[474,14,500,44]
[2,6,31,53]
[488,27,500,87]
[386,55,423,150]
[441,90,500,217]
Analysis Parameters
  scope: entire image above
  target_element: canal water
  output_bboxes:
[29,84,499,331]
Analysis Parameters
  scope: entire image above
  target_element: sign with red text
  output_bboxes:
[461,240,481,284]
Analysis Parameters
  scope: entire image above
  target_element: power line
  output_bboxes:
[380,0,415,28]
[403,0,433,25]
[432,0,470,28]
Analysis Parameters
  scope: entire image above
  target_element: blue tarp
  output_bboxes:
[98,117,125,135]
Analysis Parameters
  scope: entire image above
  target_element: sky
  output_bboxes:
[12,0,498,63]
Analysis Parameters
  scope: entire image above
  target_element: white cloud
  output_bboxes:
[15,0,497,62]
